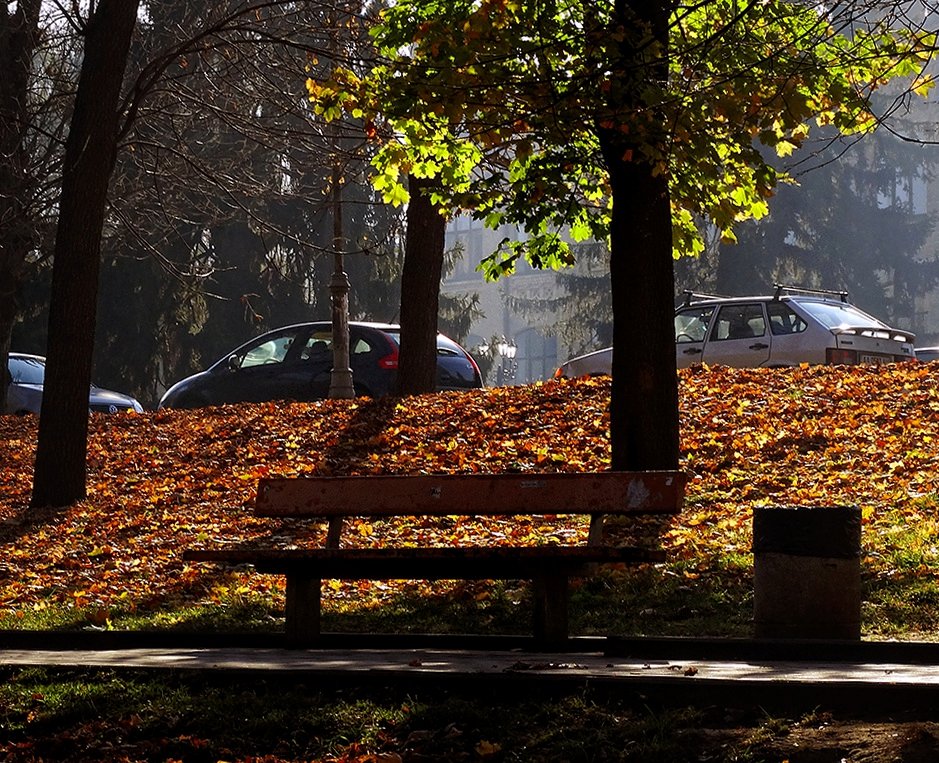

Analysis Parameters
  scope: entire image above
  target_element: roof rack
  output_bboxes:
[680,290,729,307]
[773,283,849,303]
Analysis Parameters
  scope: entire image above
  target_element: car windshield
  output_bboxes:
[796,301,890,330]
[674,307,714,342]
[9,356,45,385]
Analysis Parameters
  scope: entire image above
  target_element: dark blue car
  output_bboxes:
[158,321,483,409]
[6,353,144,415]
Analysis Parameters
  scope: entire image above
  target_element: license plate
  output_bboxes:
[859,353,890,364]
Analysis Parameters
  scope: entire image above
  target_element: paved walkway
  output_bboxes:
[3,637,939,711]
[0,644,935,683]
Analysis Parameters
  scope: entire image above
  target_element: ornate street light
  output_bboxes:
[497,337,517,385]
[476,335,517,386]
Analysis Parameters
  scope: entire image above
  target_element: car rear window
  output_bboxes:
[385,331,463,356]
[435,335,465,356]
[796,301,889,330]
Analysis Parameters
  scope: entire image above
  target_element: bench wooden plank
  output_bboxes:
[185,469,684,647]
[255,471,685,518]
[184,545,665,579]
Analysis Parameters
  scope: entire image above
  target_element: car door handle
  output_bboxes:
[682,347,702,355]
[749,342,769,350]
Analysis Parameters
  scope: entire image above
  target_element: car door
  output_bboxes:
[764,300,813,365]
[702,303,772,367]
[297,326,336,399]
[212,326,313,404]
[298,326,394,398]
[674,305,715,368]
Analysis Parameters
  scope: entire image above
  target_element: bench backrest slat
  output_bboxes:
[255,471,684,518]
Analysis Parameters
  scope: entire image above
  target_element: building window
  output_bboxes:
[515,328,558,383]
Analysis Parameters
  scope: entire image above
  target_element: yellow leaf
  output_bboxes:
[476,740,502,757]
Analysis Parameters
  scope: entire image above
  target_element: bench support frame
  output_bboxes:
[285,573,321,646]
[185,471,685,648]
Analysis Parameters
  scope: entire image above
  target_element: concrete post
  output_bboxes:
[752,505,862,640]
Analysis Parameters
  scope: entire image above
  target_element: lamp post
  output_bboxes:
[326,5,354,400]
[328,155,354,400]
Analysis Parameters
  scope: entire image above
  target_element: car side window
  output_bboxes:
[239,331,299,368]
[300,331,333,361]
[352,337,374,355]
[712,304,766,341]
[767,302,808,335]
[675,307,714,343]
[300,333,375,360]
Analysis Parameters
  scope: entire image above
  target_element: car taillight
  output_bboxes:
[554,367,565,379]
[378,339,399,370]
[826,348,858,365]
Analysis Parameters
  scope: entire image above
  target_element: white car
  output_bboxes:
[555,287,915,377]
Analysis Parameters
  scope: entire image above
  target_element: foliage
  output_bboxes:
[692,126,939,335]
[11,2,407,409]
[3,364,939,638]
[505,241,614,356]
[307,0,936,276]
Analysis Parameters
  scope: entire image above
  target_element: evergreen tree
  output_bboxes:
[712,129,938,330]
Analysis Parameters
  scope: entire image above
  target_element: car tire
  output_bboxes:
[353,384,373,400]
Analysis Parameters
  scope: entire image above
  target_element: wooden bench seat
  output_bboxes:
[184,471,685,647]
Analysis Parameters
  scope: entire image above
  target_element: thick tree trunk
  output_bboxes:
[31,1,140,508]
[0,0,41,411]
[599,0,679,472]
[602,145,679,471]
[394,175,445,396]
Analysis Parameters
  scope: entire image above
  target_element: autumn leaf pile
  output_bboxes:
[1,362,939,620]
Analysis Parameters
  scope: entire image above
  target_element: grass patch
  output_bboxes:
[3,668,928,762]
[0,668,768,762]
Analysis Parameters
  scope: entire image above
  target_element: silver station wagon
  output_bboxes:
[556,286,916,377]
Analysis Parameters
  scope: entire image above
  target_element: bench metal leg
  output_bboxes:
[284,573,321,648]
[532,574,569,646]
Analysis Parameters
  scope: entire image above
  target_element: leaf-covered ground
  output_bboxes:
[2,363,939,636]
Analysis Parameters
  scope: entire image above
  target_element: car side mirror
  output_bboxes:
[227,354,240,372]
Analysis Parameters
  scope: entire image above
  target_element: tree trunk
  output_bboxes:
[31,0,140,508]
[0,0,41,411]
[394,175,445,396]
[598,0,679,472]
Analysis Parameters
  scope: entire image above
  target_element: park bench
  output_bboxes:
[184,471,685,647]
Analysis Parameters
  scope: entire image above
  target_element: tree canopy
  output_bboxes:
[309,0,936,274]
[306,0,935,472]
